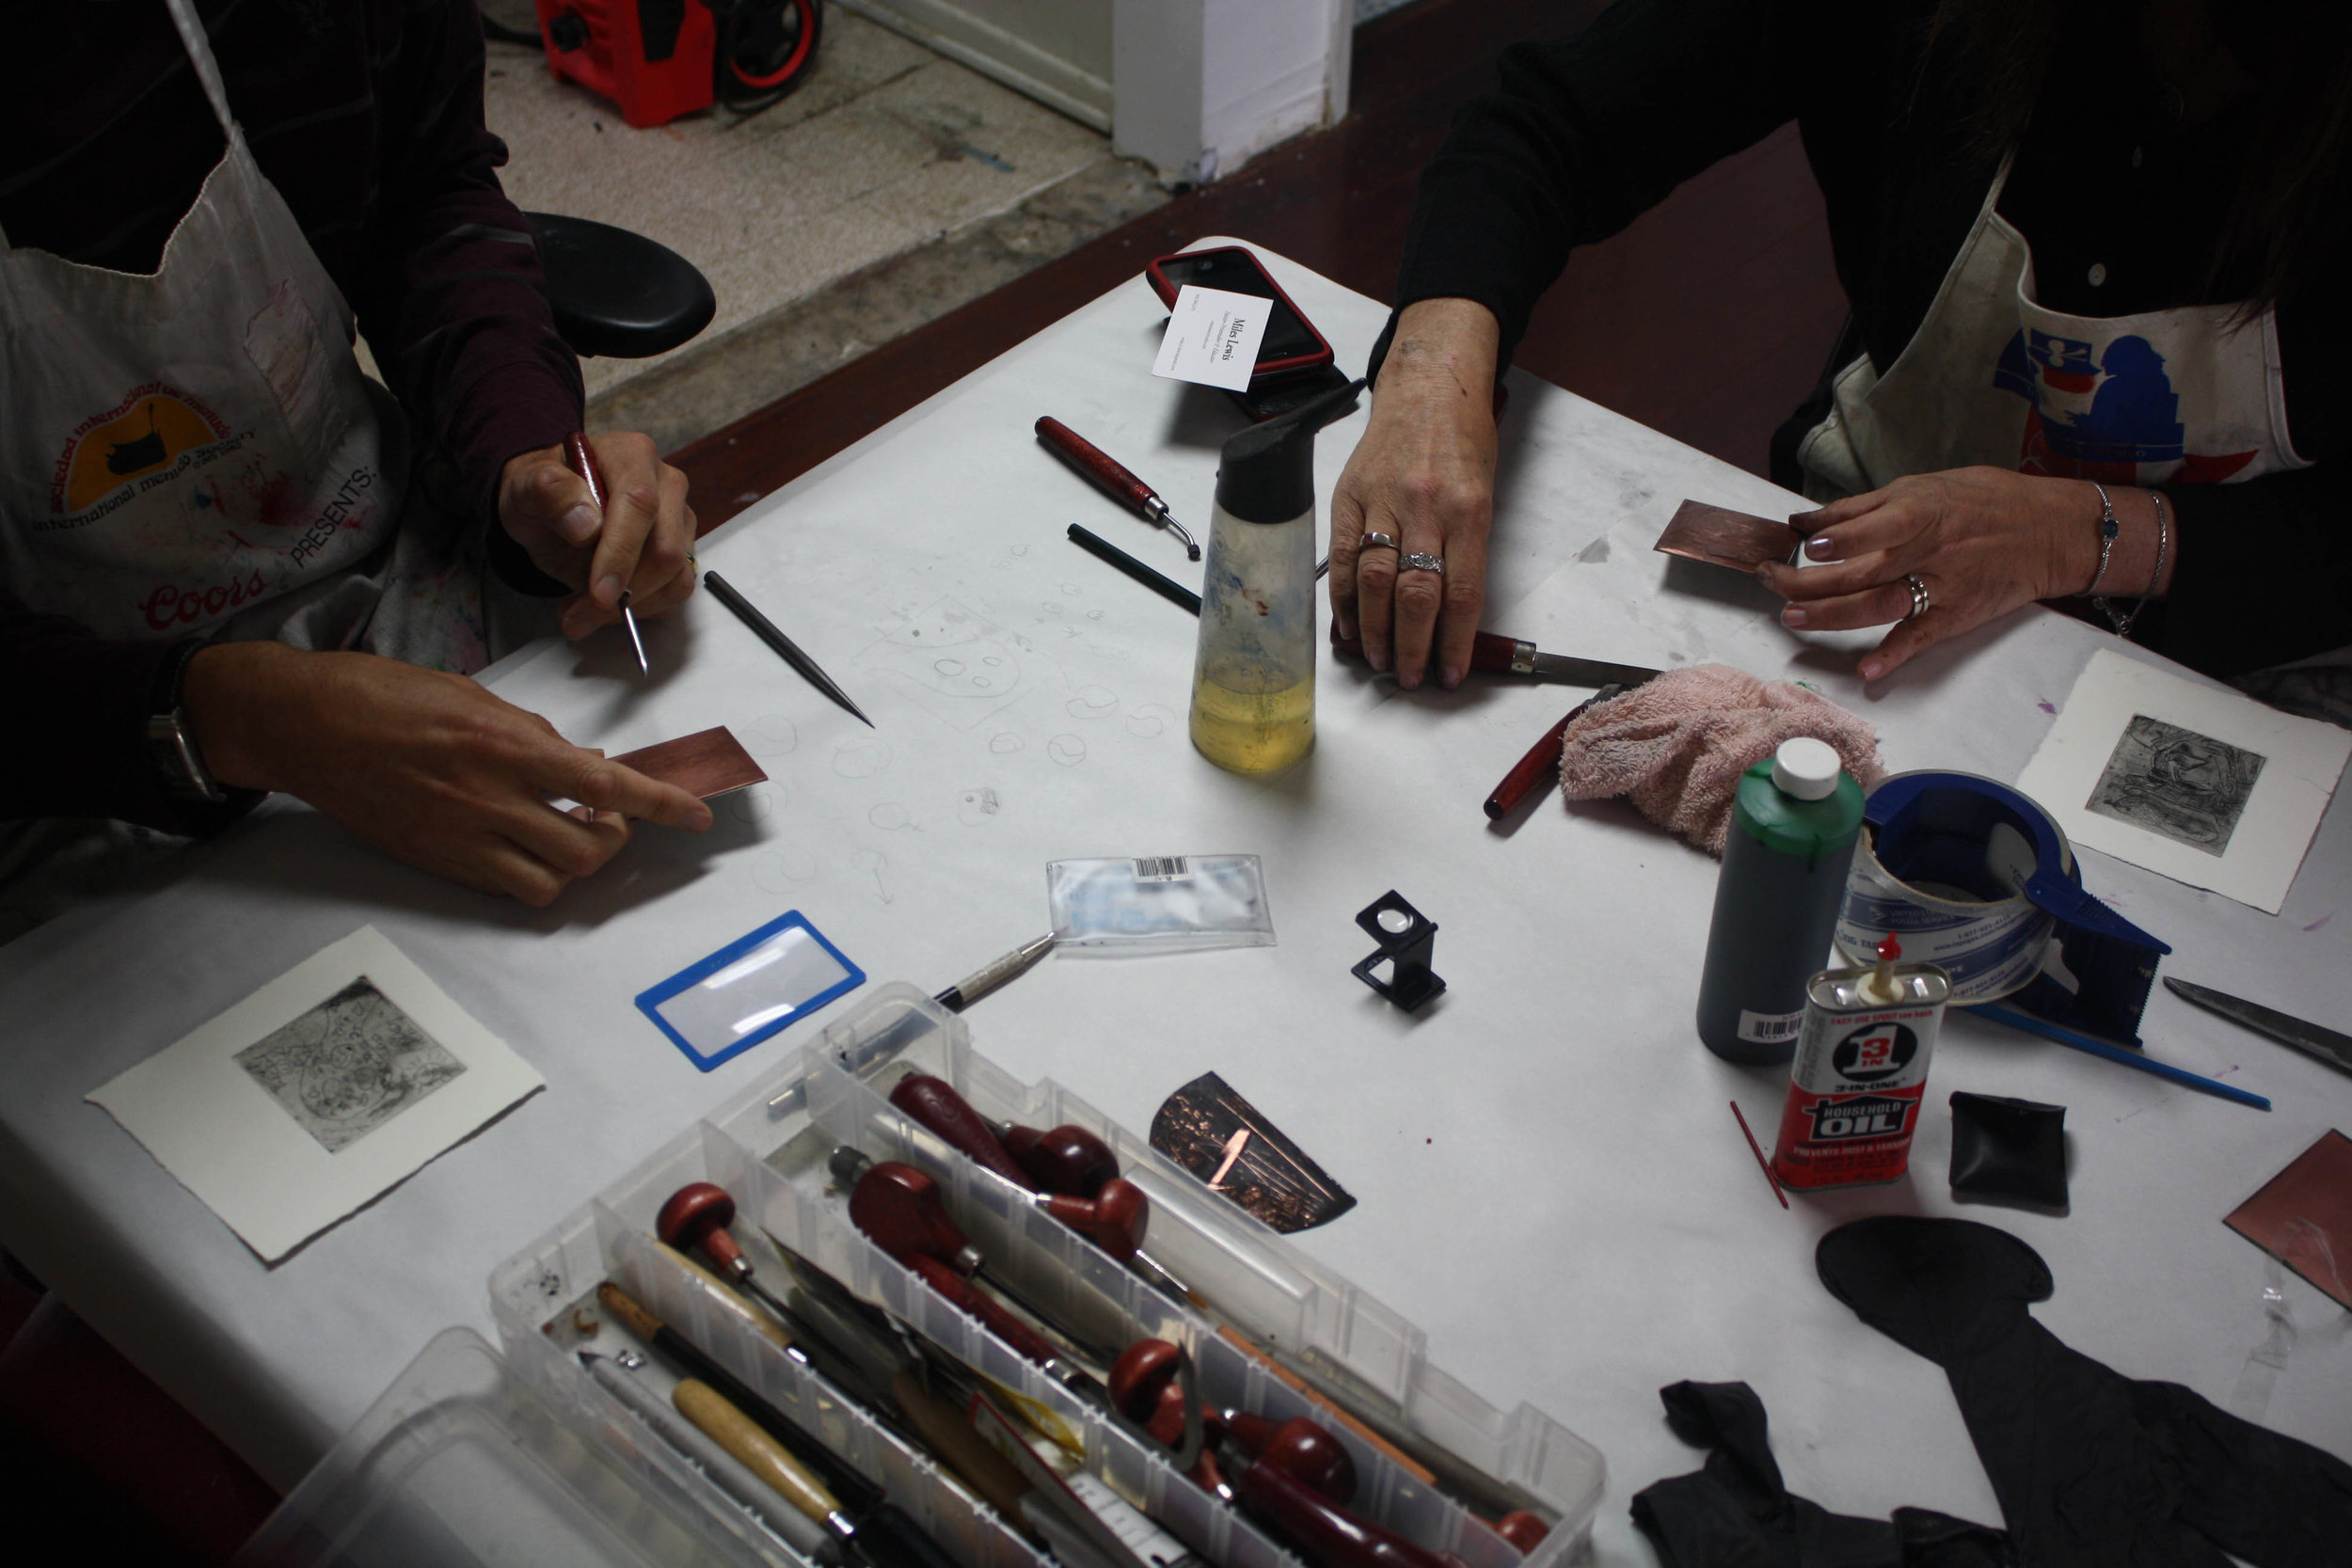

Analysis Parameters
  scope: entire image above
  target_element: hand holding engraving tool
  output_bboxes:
[1331,627,1660,690]
[1037,417,1200,559]
[564,433,647,675]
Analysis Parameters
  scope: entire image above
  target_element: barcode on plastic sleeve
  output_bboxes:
[1134,856,1192,882]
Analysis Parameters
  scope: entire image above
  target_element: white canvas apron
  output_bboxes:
[1796,155,2309,502]
[0,0,488,673]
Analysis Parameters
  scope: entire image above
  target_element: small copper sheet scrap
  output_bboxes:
[2225,1129,2352,1309]
[612,726,767,800]
[1151,1071,1355,1233]
[1655,499,1804,572]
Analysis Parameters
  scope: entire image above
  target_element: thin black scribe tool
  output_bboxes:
[704,569,873,727]
[1066,523,1201,615]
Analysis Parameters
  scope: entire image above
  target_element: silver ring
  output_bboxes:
[1400,551,1446,575]
[1903,573,1930,621]
[1359,531,1399,553]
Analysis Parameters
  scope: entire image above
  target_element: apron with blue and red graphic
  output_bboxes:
[1796,153,2309,502]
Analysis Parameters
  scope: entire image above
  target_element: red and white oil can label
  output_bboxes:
[1771,1007,1937,1188]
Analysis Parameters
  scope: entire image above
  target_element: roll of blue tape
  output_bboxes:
[1836,771,2171,1044]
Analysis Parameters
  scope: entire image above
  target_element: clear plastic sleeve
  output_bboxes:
[1045,856,1275,956]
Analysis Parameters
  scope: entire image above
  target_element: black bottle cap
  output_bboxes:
[1213,377,1367,523]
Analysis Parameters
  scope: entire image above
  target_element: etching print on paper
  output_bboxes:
[2085,713,2265,857]
[234,976,468,1152]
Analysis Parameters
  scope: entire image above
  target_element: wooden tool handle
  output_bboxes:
[674,1377,841,1525]
[1036,417,1157,515]
[1001,1123,1120,1197]
[907,1255,1061,1367]
[1234,1457,1452,1568]
[598,1280,664,1342]
[1483,688,1617,822]
[890,1075,1036,1190]
[661,1243,794,1352]
[564,431,607,510]
[1216,1324,1436,1487]
[851,1163,977,1265]
[887,1370,1036,1526]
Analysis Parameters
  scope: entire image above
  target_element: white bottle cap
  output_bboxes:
[1772,736,1842,800]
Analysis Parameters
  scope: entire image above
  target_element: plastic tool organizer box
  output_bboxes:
[489,983,1606,1567]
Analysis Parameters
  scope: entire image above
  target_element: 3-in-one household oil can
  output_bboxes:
[1770,935,1950,1189]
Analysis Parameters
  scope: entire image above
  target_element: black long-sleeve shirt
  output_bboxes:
[0,0,580,832]
[1376,0,2350,678]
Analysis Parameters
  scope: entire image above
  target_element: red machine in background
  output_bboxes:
[528,0,821,127]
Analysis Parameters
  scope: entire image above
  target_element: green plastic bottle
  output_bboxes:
[1695,737,1866,1065]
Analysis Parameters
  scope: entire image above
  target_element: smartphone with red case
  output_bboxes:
[1145,246,1337,382]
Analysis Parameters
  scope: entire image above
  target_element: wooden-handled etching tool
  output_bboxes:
[1036,416,1200,558]
[1484,685,1626,822]
[564,432,648,676]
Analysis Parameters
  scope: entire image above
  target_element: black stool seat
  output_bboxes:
[526,212,716,359]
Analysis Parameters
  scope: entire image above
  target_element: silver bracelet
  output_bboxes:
[2083,482,2120,595]
[2096,489,2169,641]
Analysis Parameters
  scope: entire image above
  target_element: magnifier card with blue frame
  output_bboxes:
[635,911,865,1071]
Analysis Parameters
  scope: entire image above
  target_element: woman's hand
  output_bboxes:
[184,642,713,906]
[1329,298,1501,689]
[1759,467,2167,679]
[498,431,699,641]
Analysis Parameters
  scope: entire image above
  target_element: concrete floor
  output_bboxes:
[475,6,1168,453]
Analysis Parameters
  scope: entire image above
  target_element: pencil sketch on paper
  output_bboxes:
[855,597,1050,731]
[234,977,467,1153]
[2086,714,2265,857]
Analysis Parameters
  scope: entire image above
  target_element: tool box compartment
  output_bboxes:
[707,983,1608,1565]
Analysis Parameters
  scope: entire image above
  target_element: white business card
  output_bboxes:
[1152,284,1271,391]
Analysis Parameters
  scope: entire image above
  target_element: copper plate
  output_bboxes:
[1655,499,1803,572]
[2225,1129,2352,1309]
[612,726,768,800]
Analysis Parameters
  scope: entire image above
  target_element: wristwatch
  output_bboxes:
[147,641,229,804]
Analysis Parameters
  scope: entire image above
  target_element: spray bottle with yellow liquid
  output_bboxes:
[1189,380,1364,773]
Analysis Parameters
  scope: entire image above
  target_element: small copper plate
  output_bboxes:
[1655,499,1804,572]
[2226,1129,2352,1309]
[612,726,768,800]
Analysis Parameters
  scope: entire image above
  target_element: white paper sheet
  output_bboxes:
[87,926,546,1261]
[2015,649,2352,913]
[1152,284,1270,390]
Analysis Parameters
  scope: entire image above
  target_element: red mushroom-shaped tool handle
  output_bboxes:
[1108,1338,1184,1419]
[889,1075,1036,1190]
[1041,1178,1149,1260]
[657,1182,751,1275]
[1001,1123,1120,1197]
[850,1163,981,1274]
[906,1254,1061,1367]
[1234,1461,1452,1568]
[1492,1513,1549,1552]
[1231,1416,1357,1504]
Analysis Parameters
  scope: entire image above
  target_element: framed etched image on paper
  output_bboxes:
[2018,651,2352,913]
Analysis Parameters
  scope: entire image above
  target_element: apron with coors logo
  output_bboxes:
[0,0,487,671]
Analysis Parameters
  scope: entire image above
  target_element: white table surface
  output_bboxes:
[3,240,2347,1563]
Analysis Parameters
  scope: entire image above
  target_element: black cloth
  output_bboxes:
[1375,0,2352,678]
[1630,1379,2013,1568]
[1817,1216,2352,1566]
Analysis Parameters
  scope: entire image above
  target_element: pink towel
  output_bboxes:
[1559,664,1885,855]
